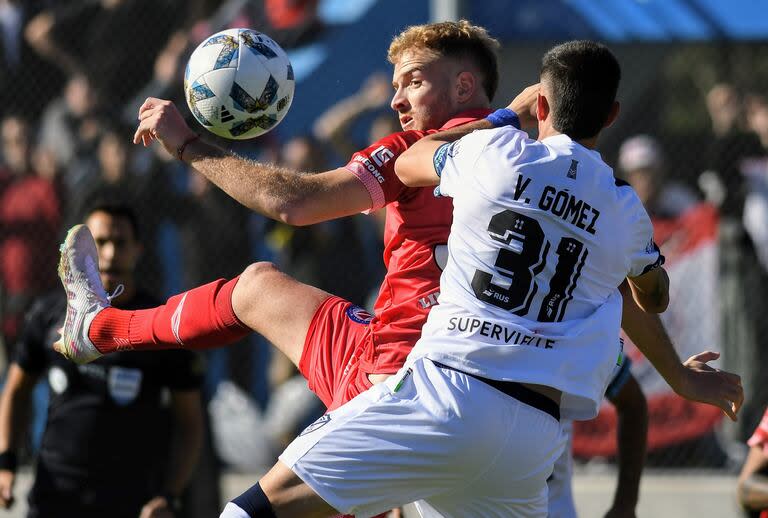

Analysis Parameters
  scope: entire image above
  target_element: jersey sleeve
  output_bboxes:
[344,130,427,212]
[624,191,665,277]
[435,127,529,199]
[432,129,491,199]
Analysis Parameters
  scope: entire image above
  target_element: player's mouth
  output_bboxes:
[400,116,413,129]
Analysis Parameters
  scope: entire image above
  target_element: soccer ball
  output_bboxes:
[184,28,294,140]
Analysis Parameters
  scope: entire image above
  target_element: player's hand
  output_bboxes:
[507,83,540,129]
[675,351,743,421]
[134,97,197,155]
[0,469,15,509]
[139,496,175,518]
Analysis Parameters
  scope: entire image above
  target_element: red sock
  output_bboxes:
[89,277,251,353]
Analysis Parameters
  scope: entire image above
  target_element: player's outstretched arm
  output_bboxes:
[133,98,372,225]
[604,374,647,518]
[626,266,669,313]
[619,282,743,421]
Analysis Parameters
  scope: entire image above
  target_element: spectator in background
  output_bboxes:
[0,114,60,351]
[742,95,768,272]
[247,0,322,49]
[703,83,763,217]
[0,202,204,518]
[313,72,400,160]
[37,74,99,181]
[24,0,181,106]
[0,1,62,119]
[618,134,698,219]
[705,85,768,444]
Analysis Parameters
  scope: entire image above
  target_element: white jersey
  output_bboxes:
[409,127,662,420]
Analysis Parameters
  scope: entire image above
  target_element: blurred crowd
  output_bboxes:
[2,0,768,514]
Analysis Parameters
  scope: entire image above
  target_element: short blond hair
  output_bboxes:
[388,20,500,101]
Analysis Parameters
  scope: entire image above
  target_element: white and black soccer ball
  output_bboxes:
[184,28,294,140]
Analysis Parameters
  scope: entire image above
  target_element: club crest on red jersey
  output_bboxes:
[345,305,372,324]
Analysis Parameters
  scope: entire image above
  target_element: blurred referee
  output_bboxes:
[0,201,204,518]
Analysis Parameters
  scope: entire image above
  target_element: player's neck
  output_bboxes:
[538,123,600,150]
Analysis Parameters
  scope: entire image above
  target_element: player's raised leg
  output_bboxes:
[219,461,337,518]
[55,224,331,369]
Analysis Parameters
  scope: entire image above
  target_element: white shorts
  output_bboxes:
[279,357,565,518]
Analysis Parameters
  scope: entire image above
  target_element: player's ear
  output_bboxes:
[455,71,476,103]
[603,101,620,128]
[537,92,549,121]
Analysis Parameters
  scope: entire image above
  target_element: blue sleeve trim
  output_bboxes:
[433,142,452,178]
[486,108,521,129]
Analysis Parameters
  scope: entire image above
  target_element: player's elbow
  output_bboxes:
[394,155,417,186]
[274,201,316,226]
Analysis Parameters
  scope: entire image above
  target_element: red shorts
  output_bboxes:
[299,296,375,411]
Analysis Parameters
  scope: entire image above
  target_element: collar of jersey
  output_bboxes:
[542,133,603,159]
[440,108,493,130]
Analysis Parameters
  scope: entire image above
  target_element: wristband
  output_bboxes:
[176,134,200,161]
[0,451,17,472]
[486,108,520,129]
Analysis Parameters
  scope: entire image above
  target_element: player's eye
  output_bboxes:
[410,80,422,87]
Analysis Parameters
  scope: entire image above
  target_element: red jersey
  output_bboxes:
[344,109,490,373]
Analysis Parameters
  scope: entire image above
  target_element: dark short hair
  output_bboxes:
[84,199,141,241]
[540,40,621,140]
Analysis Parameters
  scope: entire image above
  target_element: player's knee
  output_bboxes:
[239,261,281,290]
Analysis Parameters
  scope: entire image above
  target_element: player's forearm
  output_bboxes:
[738,474,768,510]
[619,283,685,392]
[183,139,331,225]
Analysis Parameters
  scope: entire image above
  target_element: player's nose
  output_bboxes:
[390,87,409,112]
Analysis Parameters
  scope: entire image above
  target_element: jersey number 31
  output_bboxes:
[472,209,588,323]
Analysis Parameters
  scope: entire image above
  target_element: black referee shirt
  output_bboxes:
[13,290,203,513]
